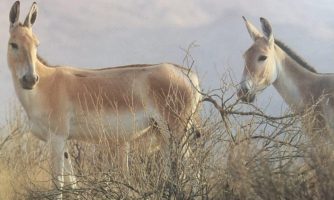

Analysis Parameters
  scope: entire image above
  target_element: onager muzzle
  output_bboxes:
[20,73,39,90]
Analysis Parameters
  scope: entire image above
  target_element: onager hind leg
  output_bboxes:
[106,125,155,172]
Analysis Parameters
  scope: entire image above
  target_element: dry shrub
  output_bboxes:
[0,106,51,200]
[2,75,334,200]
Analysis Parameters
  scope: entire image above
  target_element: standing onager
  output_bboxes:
[8,1,201,196]
[238,16,334,133]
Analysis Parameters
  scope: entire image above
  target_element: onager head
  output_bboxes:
[8,1,40,90]
[238,17,278,102]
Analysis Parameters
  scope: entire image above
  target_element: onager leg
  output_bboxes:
[63,147,78,189]
[49,135,66,198]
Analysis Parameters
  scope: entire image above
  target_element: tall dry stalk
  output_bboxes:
[2,67,334,199]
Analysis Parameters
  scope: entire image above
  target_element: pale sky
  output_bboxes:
[1,0,334,124]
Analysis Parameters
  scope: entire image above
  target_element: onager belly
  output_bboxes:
[68,110,154,144]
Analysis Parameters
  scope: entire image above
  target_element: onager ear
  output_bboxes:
[242,16,262,41]
[260,17,274,46]
[9,1,20,28]
[24,2,38,28]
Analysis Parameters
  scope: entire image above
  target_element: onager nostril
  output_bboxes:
[22,75,28,83]
[241,86,249,94]
[35,75,39,82]
[22,74,38,84]
[21,74,39,90]
[237,85,248,98]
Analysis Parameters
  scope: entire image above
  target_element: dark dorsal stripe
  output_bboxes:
[92,64,153,71]
[73,64,153,77]
[35,55,191,77]
[275,39,317,73]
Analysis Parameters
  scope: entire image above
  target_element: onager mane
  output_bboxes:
[37,55,51,67]
[275,39,317,73]
[7,2,202,199]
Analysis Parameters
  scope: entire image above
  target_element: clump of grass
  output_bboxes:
[0,105,51,199]
[2,78,334,200]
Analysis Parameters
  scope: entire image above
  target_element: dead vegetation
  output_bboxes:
[1,72,334,200]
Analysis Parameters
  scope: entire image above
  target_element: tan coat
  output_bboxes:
[7,2,201,197]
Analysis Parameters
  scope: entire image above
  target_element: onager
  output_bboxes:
[238,17,334,133]
[8,1,201,197]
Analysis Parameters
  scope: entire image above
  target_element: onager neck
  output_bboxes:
[272,45,317,112]
[35,58,56,78]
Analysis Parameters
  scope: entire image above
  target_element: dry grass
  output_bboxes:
[1,79,334,200]
[0,112,51,199]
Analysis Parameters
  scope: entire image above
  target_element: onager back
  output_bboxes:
[238,17,334,133]
[7,1,201,197]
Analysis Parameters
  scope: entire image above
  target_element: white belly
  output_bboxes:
[68,110,153,143]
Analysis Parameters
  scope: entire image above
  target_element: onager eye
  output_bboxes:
[9,42,19,50]
[258,55,267,61]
